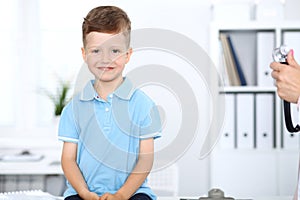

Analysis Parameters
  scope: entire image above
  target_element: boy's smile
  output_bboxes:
[98,66,114,71]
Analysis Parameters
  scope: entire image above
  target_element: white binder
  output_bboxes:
[283,31,300,62]
[256,93,274,149]
[219,94,235,149]
[257,32,275,87]
[236,93,254,149]
[283,102,300,149]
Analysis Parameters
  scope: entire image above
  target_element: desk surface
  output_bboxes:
[0,147,294,200]
[0,147,63,175]
[158,197,292,200]
[0,195,292,200]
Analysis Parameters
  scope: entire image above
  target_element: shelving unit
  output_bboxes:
[209,21,300,198]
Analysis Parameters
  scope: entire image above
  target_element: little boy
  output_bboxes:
[58,6,161,200]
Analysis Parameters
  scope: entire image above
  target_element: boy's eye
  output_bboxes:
[91,49,100,54]
[111,49,121,54]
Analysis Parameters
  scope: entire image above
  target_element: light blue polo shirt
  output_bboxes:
[58,77,161,199]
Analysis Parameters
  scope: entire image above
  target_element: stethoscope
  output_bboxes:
[273,45,300,133]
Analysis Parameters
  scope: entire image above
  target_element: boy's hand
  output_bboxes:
[99,192,126,200]
[81,191,100,200]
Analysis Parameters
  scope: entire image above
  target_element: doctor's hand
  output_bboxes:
[270,49,300,103]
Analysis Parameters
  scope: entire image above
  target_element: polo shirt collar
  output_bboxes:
[114,77,135,100]
[80,77,135,101]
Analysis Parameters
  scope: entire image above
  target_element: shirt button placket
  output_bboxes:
[104,101,112,128]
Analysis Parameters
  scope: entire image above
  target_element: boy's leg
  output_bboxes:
[129,193,152,200]
[64,194,83,200]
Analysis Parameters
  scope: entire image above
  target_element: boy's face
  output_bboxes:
[82,32,132,83]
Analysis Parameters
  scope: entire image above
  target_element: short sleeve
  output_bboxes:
[139,102,162,140]
[58,101,79,143]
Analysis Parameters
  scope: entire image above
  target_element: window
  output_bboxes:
[0,1,86,136]
[38,1,85,124]
[0,0,17,126]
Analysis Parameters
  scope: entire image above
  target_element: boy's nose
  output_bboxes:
[100,50,112,62]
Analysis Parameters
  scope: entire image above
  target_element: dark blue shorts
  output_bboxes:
[65,193,152,200]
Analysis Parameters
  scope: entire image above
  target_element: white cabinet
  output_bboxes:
[209,21,300,198]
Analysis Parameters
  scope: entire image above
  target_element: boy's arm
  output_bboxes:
[61,142,100,200]
[101,138,154,200]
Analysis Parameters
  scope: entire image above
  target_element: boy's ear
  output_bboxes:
[125,48,133,64]
[81,47,87,62]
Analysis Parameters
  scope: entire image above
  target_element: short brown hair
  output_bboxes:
[82,6,131,47]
